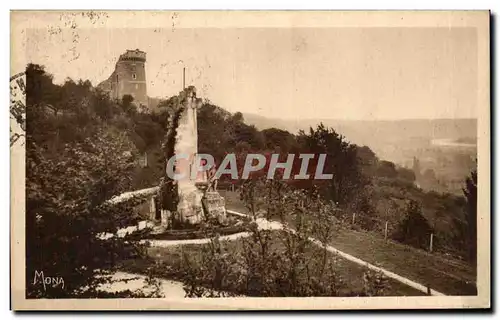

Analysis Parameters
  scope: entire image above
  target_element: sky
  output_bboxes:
[25,26,478,120]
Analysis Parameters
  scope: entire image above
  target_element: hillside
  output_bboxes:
[243,113,476,156]
[243,113,477,195]
[221,189,476,295]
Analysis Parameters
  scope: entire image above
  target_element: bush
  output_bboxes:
[363,270,390,296]
[175,178,389,297]
[25,129,158,298]
[391,200,433,250]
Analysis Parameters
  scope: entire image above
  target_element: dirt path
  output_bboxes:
[98,271,185,297]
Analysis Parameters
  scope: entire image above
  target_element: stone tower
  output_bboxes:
[98,49,148,108]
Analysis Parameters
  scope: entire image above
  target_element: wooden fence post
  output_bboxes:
[384,221,388,240]
[352,212,356,225]
[429,233,434,253]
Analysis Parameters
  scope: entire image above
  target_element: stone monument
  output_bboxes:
[172,86,227,225]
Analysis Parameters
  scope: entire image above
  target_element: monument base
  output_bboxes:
[177,188,205,225]
[202,191,227,224]
[173,166,226,225]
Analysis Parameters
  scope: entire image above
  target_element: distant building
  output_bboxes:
[97,49,148,108]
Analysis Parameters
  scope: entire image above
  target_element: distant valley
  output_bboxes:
[243,113,477,195]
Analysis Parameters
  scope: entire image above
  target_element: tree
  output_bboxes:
[91,89,121,121]
[296,123,366,206]
[197,102,268,168]
[392,200,433,250]
[232,111,244,123]
[197,102,234,165]
[412,157,421,178]
[262,127,298,154]
[348,188,378,231]
[121,94,137,115]
[25,63,60,111]
[26,127,148,298]
[232,122,265,151]
[397,167,416,183]
[376,160,398,179]
[58,78,93,114]
[356,145,378,176]
[463,169,477,266]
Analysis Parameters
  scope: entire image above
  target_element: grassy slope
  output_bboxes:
[219,190,476,296]
[121,231,423,297]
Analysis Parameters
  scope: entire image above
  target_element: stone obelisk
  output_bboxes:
[173,86,206,224]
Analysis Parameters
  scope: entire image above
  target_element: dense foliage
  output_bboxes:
[462,169,478,266]
[25,64,163,297]
[391,200,434,250]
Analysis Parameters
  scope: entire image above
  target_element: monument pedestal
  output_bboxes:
[202,191,227,224]
[177,187,205,225]
[160,209,170,226]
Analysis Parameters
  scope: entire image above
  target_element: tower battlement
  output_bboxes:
[119,49,146,62]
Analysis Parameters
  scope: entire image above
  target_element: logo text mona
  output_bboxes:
[33,270,65,291]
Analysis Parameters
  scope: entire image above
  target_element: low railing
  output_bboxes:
[107,186,159,205]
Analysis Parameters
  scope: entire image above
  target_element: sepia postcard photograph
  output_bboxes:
[9,10,490,310]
